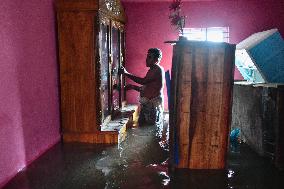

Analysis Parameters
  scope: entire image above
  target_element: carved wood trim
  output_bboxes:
[99,0,126,23]
[111,20,125,31]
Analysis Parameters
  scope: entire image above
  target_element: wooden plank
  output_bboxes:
[63,132,118,144]
[189,84,222,169]
[177,112,190,168]
[189,111,209,169]
[169,44,184,169]
[180,45,193,82]
[192,45,208,82]
[208,46,225,83]
[178,45,193,168]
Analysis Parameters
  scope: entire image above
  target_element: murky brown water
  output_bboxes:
[3,113,284,189]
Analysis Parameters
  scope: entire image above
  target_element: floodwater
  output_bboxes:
[95,125,170,189]
[3,114,284,189]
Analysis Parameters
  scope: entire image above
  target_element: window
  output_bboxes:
[182,27,229,43]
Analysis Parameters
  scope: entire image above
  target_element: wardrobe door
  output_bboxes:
[99,21,111,125]
[120,31,126,103]
[111,25,120,113]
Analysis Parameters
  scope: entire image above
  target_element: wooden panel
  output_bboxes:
[63,132,118,144]
[192,45,208,82]
[57,11,98,133]
[62,104,138,144]
[56,0,99,11]
[180,45,193,82]
[177,112,190,168]
[169,45,181,170]
[208,46,225,83]
[170,41,235,169]
[176,45,193,168]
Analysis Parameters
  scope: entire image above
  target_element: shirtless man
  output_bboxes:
[119,48,165,126]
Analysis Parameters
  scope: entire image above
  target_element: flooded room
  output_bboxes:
[1,0,284,188]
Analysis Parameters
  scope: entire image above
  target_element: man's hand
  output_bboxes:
[119,66,145,85]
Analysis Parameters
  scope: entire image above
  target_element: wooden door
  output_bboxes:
[111,25,120,112]
[110,21,124,114]
[120,31,126,103]
[98,19,111,126]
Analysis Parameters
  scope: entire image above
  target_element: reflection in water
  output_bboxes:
[95,118,170,188]
[4,113,284,189]
[227,169,234,178]
[159,171,170,186]
[170,169,228,189]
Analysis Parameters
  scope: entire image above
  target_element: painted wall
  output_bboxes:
[0,0,60,187]
[0,0,283,186]
[122,0,284,109]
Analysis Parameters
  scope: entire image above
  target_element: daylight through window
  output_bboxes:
[182,27,229,42]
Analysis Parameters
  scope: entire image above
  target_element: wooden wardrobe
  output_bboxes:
[55,0,136,144]
[169,40,236,169]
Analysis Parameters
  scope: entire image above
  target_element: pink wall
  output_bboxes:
[122,0,284,109]
[0,0,60,187]
[0,0,283,186]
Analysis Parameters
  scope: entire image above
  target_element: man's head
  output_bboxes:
[146,48,162,67]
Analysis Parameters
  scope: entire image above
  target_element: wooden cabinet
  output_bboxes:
[169,40,235,169]
[56,0,136,144]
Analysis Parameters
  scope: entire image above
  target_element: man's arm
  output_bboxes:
[119,66,146,85]
[119,66,161,85]
[124,72,146,85]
